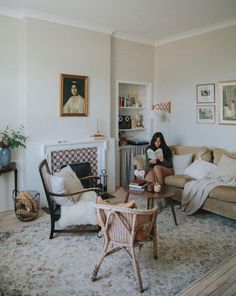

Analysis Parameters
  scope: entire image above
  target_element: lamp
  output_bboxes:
[152,101,171,113]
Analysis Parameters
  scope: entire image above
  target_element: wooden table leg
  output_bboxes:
[124,192,129,203]
[14,168,18,197]
[170,199,177,226]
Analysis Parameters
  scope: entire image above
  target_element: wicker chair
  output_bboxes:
[91,204,158,293]
[39,159,100,239]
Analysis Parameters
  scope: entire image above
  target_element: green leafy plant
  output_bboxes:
[0,126,27,150]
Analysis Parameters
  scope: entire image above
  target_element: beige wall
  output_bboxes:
[154,25,236,149]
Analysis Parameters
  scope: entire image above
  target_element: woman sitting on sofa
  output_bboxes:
[145,132,173,185]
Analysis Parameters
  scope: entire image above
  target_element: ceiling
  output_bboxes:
[1,0,236,45]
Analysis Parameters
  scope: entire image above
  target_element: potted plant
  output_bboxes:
[0,126,27,167]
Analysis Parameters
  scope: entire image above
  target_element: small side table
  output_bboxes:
[0,162,18,197]
[124,185,177,226]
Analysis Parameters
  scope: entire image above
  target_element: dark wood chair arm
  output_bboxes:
[49,187,100,197]
[80,175,100,181]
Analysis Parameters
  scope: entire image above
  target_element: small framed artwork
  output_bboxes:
[197,105,215,124]
[196,84,215,103]
[219,80,236,125]
[60,73,88,117]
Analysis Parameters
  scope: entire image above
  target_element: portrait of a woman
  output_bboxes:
[60,74,88,116]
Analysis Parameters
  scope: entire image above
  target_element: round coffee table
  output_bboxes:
[124,185,177,226]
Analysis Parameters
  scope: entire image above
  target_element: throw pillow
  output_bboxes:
[173,153,193,175]
[56,165,84,203]
[208,154,236,179]
[184,158,216,179]
[49,174,74,206]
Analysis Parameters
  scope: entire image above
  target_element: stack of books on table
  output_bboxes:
[129,179,147,191]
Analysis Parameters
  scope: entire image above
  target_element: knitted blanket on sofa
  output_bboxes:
[181,177,236,215]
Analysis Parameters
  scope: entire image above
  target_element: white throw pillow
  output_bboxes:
[49,174,74,206]
[56,165,84,203]
[208,154,236,179]
[173,153,193,175]
[184,158,216,179]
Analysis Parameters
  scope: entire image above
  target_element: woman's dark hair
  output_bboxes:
[147,132,172,159]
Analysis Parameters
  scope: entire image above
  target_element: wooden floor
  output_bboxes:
[0,192,236,296]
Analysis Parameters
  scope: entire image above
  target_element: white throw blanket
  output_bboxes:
[182,177,236,215]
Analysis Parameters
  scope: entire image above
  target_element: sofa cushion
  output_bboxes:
[173,153,193,175]
[184,158,216,179]
[209,186,236,203]
[170,145,212,162]
[165,175,194,188]
[213,148,236,165]
[208,154,236,179]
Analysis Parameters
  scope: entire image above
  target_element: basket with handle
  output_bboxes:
[12,190,40,222]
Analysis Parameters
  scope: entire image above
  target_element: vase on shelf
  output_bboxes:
[0,148,11,166]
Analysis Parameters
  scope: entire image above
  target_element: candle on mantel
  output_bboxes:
[97,119,100,135]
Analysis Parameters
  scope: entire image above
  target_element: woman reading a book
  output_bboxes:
[145,132,173,185]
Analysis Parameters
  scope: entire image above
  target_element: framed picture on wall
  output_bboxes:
[219,80,236,125]
[196,83,215,103]
[197,105,215,124]
[60,74,88,117]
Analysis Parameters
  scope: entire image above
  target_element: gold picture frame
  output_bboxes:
[60,74,88,117]
[219,80,236,125]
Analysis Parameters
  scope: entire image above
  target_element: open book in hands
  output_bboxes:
[146,148,163,160]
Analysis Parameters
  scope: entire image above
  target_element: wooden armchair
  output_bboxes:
[39,159,100,239]
[91,204,158,293]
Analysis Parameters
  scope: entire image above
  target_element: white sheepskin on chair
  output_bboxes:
[58,191,97,227]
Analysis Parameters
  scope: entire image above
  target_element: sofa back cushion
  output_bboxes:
[208,154,236,179]
[213,148,236,165]
[170,145,212,162]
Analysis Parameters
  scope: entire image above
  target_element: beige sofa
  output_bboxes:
[134,146,236,220]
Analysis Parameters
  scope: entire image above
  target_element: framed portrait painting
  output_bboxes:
[60,74,88,116]
[196,83,215,103]
[197,105,215,124]
[219,80,236,125]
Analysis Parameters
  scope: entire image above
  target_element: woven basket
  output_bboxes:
[12,190,40,222]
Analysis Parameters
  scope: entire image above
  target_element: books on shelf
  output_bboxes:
[146,148,163,160]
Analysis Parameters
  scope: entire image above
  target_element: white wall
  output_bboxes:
[0,16,24,211]
[154,25,236,150]
[111,37,155,137]
[24,18,111,142]
[0,16,113,212]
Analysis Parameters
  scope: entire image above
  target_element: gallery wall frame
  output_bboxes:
[197,105,215,124]
[196,83,215,103]
[60,74,88,117]
[219,80,236,125]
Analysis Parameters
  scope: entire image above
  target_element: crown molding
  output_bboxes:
[112,31,155,46]
[1,6,236,46]
[155,17,236,46]
[0,6,114,35]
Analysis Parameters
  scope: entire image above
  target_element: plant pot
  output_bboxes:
[0,148,11,166]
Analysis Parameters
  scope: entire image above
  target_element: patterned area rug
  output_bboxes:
[1,206,236,296]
